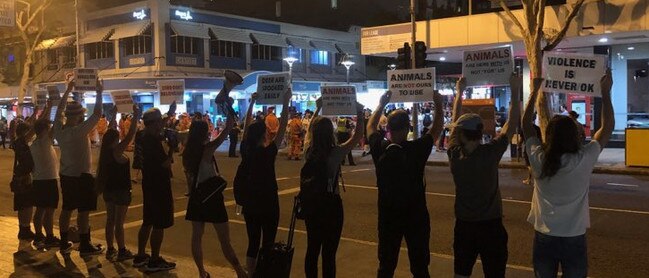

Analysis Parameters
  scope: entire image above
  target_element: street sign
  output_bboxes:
[542,52,607,96]
[321,86,357,116]
[110,90,134,113]
[387,68,436,103]
[0,0,15,27]
[158,79,185,105]
[463,46,513,87]
[256,72,290,105]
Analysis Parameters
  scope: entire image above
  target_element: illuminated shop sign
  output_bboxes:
[133,9,147,20]
[175,10,193,21]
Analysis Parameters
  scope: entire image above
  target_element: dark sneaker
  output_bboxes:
[79,243,105,256]
[133,254,150,267]
[116,248,135,262]
[43,236,61,249]
[33,234,45,249]
[106,247,117,261]
[60,241,74,255]
[145,257,176,272]
[17,229,35,241]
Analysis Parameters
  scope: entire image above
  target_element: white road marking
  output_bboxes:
[607,182,639,188]
[345,184,649,216]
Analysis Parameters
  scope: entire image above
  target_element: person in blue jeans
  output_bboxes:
[522,70,614,278]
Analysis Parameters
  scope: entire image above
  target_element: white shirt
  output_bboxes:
[53,114,100,177]
[30,135,59,180]
[525,137,601,237]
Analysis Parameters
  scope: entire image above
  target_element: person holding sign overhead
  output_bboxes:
[237,89,292,276]
[523,71,614,278]
[447,74,522,278]
[367,89,444,278]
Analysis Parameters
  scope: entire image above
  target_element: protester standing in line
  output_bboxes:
[31,101,62,248]
[0,117,8,149]
[53,77,104,256]
[238,90,291,275]
[228,121,241,158]
[264,106,279,142]
[367,90,444,278]
[133,105,177,272]
[300,98,365,278]
[287,113,304,160]
[336,117,355,166]
[12,120,35,240]
[447,75,521,278]
[9,116,22,149]
[183,117,248,278]
[523,71,614,278]
[99,104,141,262]
[97,114,108,146]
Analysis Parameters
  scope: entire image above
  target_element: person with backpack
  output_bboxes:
[367,90,444,278]
[183,114,248,278]
[447,74,521,278]
[299,98,364,278]
[523,71,614,278]
[235,90,291,275]
[98,104,141,262]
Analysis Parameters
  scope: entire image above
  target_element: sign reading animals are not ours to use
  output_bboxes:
[542,52,607,96]
[463,46,513,87]
[74,68,98,91]
[158,80,185,105]
[256,72,290,105]
[387,68,436,103]
[321,86,357,116]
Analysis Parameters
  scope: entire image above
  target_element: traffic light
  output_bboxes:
[414,41,427,68]
[397,43,411,70]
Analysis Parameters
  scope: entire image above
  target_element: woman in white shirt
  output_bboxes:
[522,71,614,278]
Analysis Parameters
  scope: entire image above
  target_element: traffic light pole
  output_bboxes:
[410,0,420,139]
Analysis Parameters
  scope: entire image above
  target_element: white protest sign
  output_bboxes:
[110,90,134,113]
[256,72,290,105]
[158,79,185,105]
[542,52,607,96]
[387,68,436,103]
[35,90,48,109]
[47,85,61,101]
[321,86,357,116]
[0,0,15,27]
[463,46,513,87]
[73,68,98,91]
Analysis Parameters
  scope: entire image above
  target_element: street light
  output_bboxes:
[388,64,397,71]
[284,49,299,89]
[341,54,355,84]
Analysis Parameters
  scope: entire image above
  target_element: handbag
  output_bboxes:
[191,157,226,204]
[10,153,32,194]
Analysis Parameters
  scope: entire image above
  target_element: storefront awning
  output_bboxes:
[309,40,338,53]
[250,32,288,47]
[79,27,114,45]
[286,37,312,50]
[34,35,76,51]
[111,20,152,40]
[335,42,357,54]
[170,21,210,39]
[208,26,252,44]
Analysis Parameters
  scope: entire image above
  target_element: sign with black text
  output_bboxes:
[387,68,436,103]
[73,68,98,91]
[35,90,47,109]
[321,86,357,116]
[463,46,513,87]
[542,52,607,96]
[47,86,60,101]
[256,72,290,105]
[110,90,134,113]
[0,0,15,27]
[158,79,185,105]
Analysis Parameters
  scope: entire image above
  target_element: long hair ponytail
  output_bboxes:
[540,115,581,178]
[183,120,208,178]
[306,116,335,162]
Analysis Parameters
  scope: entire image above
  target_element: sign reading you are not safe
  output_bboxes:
[542,52,607,96]
[387,68,436,103]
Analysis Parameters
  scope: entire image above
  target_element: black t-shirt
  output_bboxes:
[141,132,170,188]
[369,132,434,215]
[447,135,509,221]
[13,139,33,176]
[105,153,132,192]
[240,140,279,213]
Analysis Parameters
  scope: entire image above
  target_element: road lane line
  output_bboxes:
[345,184,649,216]
[606,182,639,188]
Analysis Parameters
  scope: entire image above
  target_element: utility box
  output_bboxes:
[625,128,649,167]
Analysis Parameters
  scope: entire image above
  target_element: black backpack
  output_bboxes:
[376,144,413,211]
[297,157,340,219]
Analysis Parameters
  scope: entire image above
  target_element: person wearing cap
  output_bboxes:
[133,105,178,272]
[568,110,586,143]
[53,77,104,256]
[447,74,521,278]
[367,89,444,278]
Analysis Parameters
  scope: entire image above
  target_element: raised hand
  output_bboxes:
[96,78,104,93]
[509,73,523,91]
[316,97,322,109]
[251,92,259,102]
[379,91,392,107]
[355,102,365,115]
[600,68,612,96]
[133,104,142,119]
[456,77,467,93]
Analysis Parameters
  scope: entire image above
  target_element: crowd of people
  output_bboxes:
[8,69,614,278]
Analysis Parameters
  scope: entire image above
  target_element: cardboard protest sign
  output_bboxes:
[463,46,513,87]
[74,68,98,91]
[542,52,607,96]
[158,80,185,105]
[35,90,48,109]
[47,85,61,101]
[321,86,357,116]
[460,99,496,137]
[110,90,134,113]
[256,72,290,105]
[387,68,436,103]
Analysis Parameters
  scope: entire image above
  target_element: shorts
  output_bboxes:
[103,189,132,206]
[454,218,508,277]
[185,177,228,224]
[142,182,174,229]
[33,179,59,208]
[60,174,98,212]
[13,191,34,211]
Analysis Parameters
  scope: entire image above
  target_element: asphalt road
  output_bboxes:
[1,145,648,277]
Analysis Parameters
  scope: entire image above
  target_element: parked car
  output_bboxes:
[627,115,649,128]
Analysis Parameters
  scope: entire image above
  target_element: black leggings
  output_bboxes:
[304,198,344,278]
[244,209,279,258]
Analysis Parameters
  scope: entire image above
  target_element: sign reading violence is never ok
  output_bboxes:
[542,52,607,96]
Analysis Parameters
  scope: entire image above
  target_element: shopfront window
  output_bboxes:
[61,47,76,68]
[251,44,281,61]
[310,50,329,65]
[86,42,114,60]
[287,47,304,63]
[611,43,649,134]
[210,40,244,58]
[171,36,201,55]
[123,27,153,56]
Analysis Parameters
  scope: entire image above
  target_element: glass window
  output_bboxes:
[85,42,114,60]
[123,26,153,56]
[287,47,303,63]
[252,44,281,61]
[210,40,244,58]
[310,50,329,65]
[46,49,58,65]
[61,47,76,68]
[170,36,201,55]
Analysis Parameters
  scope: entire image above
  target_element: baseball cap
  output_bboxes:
[450,113,483,131]
[65,101,86,117]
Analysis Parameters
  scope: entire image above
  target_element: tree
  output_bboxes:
[15,0,52,116]
[497,0,584,139]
